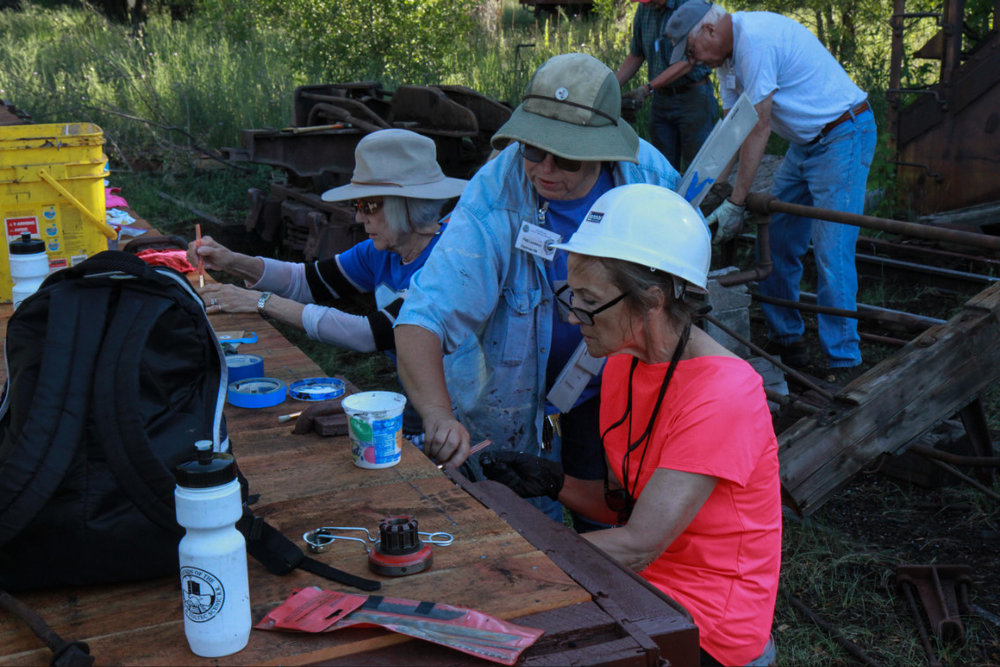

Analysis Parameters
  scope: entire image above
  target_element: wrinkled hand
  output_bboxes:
[187,235,237,272]
[705,199,747,243]
[480,451,564,500]
[422,407,471,467]
[624,85,651,103]
[292,397,345,435]
[199,283,261,314]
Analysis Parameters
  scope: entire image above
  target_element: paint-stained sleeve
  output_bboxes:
[395,179,511,355]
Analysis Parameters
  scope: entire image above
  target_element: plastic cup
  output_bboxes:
[341,391,406,469]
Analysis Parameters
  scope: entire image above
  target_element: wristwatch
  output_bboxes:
[646,82,654,94]
[256,291,273,320]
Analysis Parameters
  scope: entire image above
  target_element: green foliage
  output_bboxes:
[0,2,312,167]
[269,0,477,85]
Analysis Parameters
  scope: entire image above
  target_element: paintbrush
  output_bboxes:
[436,439,492,470]
[277,411,303,423]
[195,223,204,288]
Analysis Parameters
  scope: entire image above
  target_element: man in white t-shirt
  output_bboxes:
[667,1,877,378]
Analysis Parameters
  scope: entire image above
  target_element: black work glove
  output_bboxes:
[480,451,564,500]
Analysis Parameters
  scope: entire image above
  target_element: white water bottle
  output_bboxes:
[9,233,48,309]
[174,441,251,658]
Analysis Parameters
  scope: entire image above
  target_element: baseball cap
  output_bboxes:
[666,0,713,64]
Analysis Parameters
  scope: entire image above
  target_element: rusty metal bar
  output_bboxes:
[925,458,1000,501]
[701,312,837,402]
[751,291,944,331]
[861,332,909,347]
[909,443,1000,468]
[714,212,772,286]
[745,193,1000,251]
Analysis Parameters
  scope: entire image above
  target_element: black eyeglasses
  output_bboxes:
[520,144,583,172]
[353,198,383,215]
[555,285,628,326]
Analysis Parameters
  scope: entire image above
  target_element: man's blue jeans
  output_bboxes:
[758,109,877,368]
[649,82,719,171]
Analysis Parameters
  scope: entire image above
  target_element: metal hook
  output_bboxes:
[420,531,454,546]
[303,525,455,552]
[303,527,373,553]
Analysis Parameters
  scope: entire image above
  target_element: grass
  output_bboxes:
[3,2,999,664]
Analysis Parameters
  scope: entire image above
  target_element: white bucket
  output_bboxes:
[342,391,406,469]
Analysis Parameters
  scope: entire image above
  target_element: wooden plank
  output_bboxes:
[779,281,1000,514]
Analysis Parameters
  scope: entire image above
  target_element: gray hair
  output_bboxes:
[692,4,727,36]
[383,196,451,235]
[579,255,700,327]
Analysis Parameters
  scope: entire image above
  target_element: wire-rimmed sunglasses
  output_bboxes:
[353,198,384,216]
[520,144,583,172]
[555,284,629,326]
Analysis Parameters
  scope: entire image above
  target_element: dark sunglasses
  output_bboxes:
[521,144,583,172]
[555,284,629,326]
[353,198,384,215]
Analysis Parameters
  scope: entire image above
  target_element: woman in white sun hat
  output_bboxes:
[189,128,467,355]
[481,184,782,666]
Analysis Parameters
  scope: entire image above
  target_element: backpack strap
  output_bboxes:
[0,285,111,547]
[237,510,381,592]
[92,285,182,534]
[0,588,94,667]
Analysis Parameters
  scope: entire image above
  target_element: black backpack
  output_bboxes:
[0,251,229,590]
[0,251,380,594]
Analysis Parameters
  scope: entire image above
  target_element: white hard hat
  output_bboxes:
[553,184,711,289]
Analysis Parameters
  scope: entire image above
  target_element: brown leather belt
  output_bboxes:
[658,77,710,97]
[809,100,870,144]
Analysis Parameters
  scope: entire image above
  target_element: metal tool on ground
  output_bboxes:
[897,564,973,667]
[303,516,453,577]
[437,439,493,470]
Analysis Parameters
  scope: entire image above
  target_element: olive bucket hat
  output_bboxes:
[490,53,639,164]
[321,129,468,202]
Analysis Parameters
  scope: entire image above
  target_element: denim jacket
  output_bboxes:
[396,140,680,458]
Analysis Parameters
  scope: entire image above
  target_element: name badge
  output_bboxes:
[725,73,736,89]
[515,222,562,260]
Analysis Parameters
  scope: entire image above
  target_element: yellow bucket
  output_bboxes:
[0,122,115,302]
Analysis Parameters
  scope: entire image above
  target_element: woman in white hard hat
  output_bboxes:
[189,129,466,355]
[481,183,782,666]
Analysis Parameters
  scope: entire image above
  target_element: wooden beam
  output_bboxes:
[779,281,1000,514]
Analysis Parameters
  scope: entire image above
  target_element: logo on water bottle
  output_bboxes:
[180,566,226,622]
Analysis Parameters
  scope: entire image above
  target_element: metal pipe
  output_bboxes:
[745,193,1000,251]
[909,443,1000,468]
[714,214,772,286]
[925,458,1000,502]
[751,291,945,331]
[701,313,836,402]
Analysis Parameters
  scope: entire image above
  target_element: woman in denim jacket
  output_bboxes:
[394,53,680,523]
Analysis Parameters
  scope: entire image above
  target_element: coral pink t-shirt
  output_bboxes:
[601,354,782,665]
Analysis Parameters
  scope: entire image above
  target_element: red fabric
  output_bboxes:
[601,354,782,665]
[136,248,195,273]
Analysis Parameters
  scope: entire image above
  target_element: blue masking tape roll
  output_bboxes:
[288,377,346,402]
[227,377,287,408]
[225,354,265,383]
